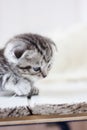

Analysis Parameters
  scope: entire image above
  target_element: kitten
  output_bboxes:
[0,33,56,97]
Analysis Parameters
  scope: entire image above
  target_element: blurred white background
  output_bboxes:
[0,0,87,108]
[0,0,87,81]
[0,0,87,45]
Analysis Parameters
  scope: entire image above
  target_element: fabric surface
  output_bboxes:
[0,81,87,118]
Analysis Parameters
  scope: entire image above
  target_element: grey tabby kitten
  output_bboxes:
[0,33,55,97]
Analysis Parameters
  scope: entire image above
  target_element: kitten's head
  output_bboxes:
[4,33,56,81]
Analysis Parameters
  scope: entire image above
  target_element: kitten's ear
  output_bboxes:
[4,40,27,64]
[14,49,25,59]
[14,49,37,60]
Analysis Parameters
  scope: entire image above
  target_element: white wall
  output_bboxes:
[0,0,87,81]
[0,0,86,46]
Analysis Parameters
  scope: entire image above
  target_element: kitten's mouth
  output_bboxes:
[17,65,31,70]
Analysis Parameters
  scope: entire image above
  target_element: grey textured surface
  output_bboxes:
[0,106,31,118]
[0,81,87,118]
[31,102,87,115]
[0,102,87,118]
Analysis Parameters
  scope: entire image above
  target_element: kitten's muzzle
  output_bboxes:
[42,74,47,78]
[40,69,47,78]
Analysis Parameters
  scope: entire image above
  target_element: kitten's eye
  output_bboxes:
[33,67,40,71]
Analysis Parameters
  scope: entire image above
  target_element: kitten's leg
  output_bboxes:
[27,86,39,98]
[28,82,39,96]
[27,87,39,99]
[2,74,38,97]
[31,87,39,95]
[27,82,39,98]
[3,75,32,96]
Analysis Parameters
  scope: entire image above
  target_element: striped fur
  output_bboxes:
[0,33,56,96]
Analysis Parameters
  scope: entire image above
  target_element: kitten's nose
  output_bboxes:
[41,70,47,78]
[42,74,47,78]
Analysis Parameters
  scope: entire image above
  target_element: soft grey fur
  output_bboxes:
[0,33,55,97]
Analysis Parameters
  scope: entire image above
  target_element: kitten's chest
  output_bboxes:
[0,57,10,75]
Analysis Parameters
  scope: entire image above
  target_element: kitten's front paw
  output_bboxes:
[27,87,39,98]
[31,87,39,95]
